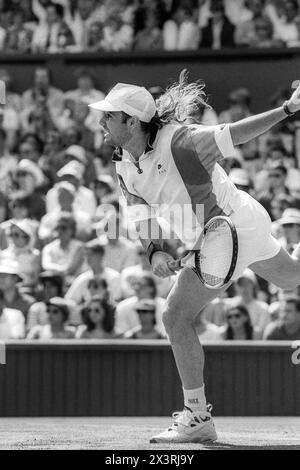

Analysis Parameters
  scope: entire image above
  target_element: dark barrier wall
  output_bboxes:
[0,341,299,417]
[0,48,300,113]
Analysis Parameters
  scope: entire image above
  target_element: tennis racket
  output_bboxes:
[170,216,238,289]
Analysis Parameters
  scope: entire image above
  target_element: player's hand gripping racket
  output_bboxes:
[169,216,238,289]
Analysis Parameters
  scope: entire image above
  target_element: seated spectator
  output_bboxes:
[39,181,92,244]
[200,0,235,49]
[11,159,46,221]
[0,219,40,291]
[18,136,43,165]
[64,68,105,108]
[2,196,40,247]
[4,10,33,53]
[86,21,104,52]
[76,295,115,339]
[31,2,75,53]
[271,197,300,238]
[101,12,134,51]
[235,0,268,46]
[0,260,34,321]
[115,272,166,337]
[163,4,199,50]
[46,161,97,217]
[249,15,283,48]
[27,271,64,332]
[21,67,64,124]
[41,212,88,286]
[264,297,300,340]
[194,310,222,340]
[120,245,175,299]
[276,208,300,253]
[91,175,115,207]
[65,238,121,322]
[219,305,262,340]
[124,299,164,339]
[266,0,299,46]
[0,69,21,113]
[134,10,163,50]
[0,288,25,339]
[96,213,136,273]
[219,87,252,123]
[256,162,290,219]
[27,297,75,339]
[0,128,18,194]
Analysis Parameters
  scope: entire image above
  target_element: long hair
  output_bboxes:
[225,305,254,340]
[81,295,115,333]
[156,69,211,125]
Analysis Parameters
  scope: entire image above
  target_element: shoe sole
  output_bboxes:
[150,434,218,444]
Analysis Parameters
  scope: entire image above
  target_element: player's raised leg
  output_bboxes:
[250,245,300,290]
[150,267,227,444]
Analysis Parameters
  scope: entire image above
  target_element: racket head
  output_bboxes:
[195,216,238,289]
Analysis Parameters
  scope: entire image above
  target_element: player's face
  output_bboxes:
[99,112,131,147]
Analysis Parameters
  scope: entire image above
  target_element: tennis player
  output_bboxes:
[89,78,300,443]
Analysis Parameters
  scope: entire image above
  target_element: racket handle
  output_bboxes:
[167,259,182,271]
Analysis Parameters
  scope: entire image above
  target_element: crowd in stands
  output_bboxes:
[0,0,300,53]
[0,62,299,342]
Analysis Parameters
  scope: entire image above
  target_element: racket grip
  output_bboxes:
[167,259,182,271]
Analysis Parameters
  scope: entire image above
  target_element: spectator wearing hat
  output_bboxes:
[27,297,75,339]
[76,294,115,339]
[46,160,97,217]
[276,208,300,254]
[0,219,41,291]
[39,181,92,244]
[115,272,166,337]
[65,238,121,323]
[0,289,25,339]
[120,245,175,299]
[41,212,88,286]
[124,299,164,339]
[12,159,46,221]
[0,260,35,321]
[27,271,64,331]
[264,297,300,340]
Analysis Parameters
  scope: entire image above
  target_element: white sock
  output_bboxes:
[183,385,207,415]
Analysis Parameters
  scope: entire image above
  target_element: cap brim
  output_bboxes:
[278,218,300,225]
[89,99,121,112]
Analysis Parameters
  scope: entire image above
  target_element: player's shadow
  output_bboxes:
[203,442,300,450]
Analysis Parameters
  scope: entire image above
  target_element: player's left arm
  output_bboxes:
[229,83,300,145]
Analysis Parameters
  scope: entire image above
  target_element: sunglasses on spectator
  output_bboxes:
[47,307,61,315]
[283,223,299,228]
[136,309,155,314]
[16,170,30,177]
[10,231,29,239]
[56,225,69,231]
[87,307,102,314]
[227,313,242,320]
[268,173,283,178]
[88,281,104,289]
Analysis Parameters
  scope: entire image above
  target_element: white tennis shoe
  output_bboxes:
[150,405,217,444]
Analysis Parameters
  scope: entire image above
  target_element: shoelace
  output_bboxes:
[168,404,212,431]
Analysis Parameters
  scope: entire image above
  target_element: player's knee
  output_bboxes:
[163,307,193,336]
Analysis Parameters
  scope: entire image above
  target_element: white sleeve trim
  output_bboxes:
[214,124,236,158]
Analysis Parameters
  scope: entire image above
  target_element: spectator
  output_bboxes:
[18,137,42,165]
[194,309,222,340]
[120,245,175,299]
[101,12,134,51]
[235,0,270,46]
[115,272,166,337]
[46,160,97,217]
[219,87,252,123]
[96,212,137,273]
[4,10,33,53]
[200,0,235,49]
[0,69,21,113]
[27,271,64,331]
[0,219,40,290]
[65,238,121,319]
[257,162,290,218]
[64,67,105,108]
[76,294,115,339]
[163,4,199,50]
[86,21,103,52]
[27,296,75,339]
[219,304,261,340]
[0,128,18,194]
[266,0,299,46]
[124,299,164,339]
[264,297,300,340]
[41,212,88,285]
[276,208,300,253]
[0,260,34,321]
[12,159,46,221]
[0,288,25,339]
[39,181,92,244]
[1,196,39,249]
[91,174,115,206]
[249,15,283,48]
[134,10,163,50]
[21,67,64,124]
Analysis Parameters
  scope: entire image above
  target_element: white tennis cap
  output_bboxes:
[89,83,157,123]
